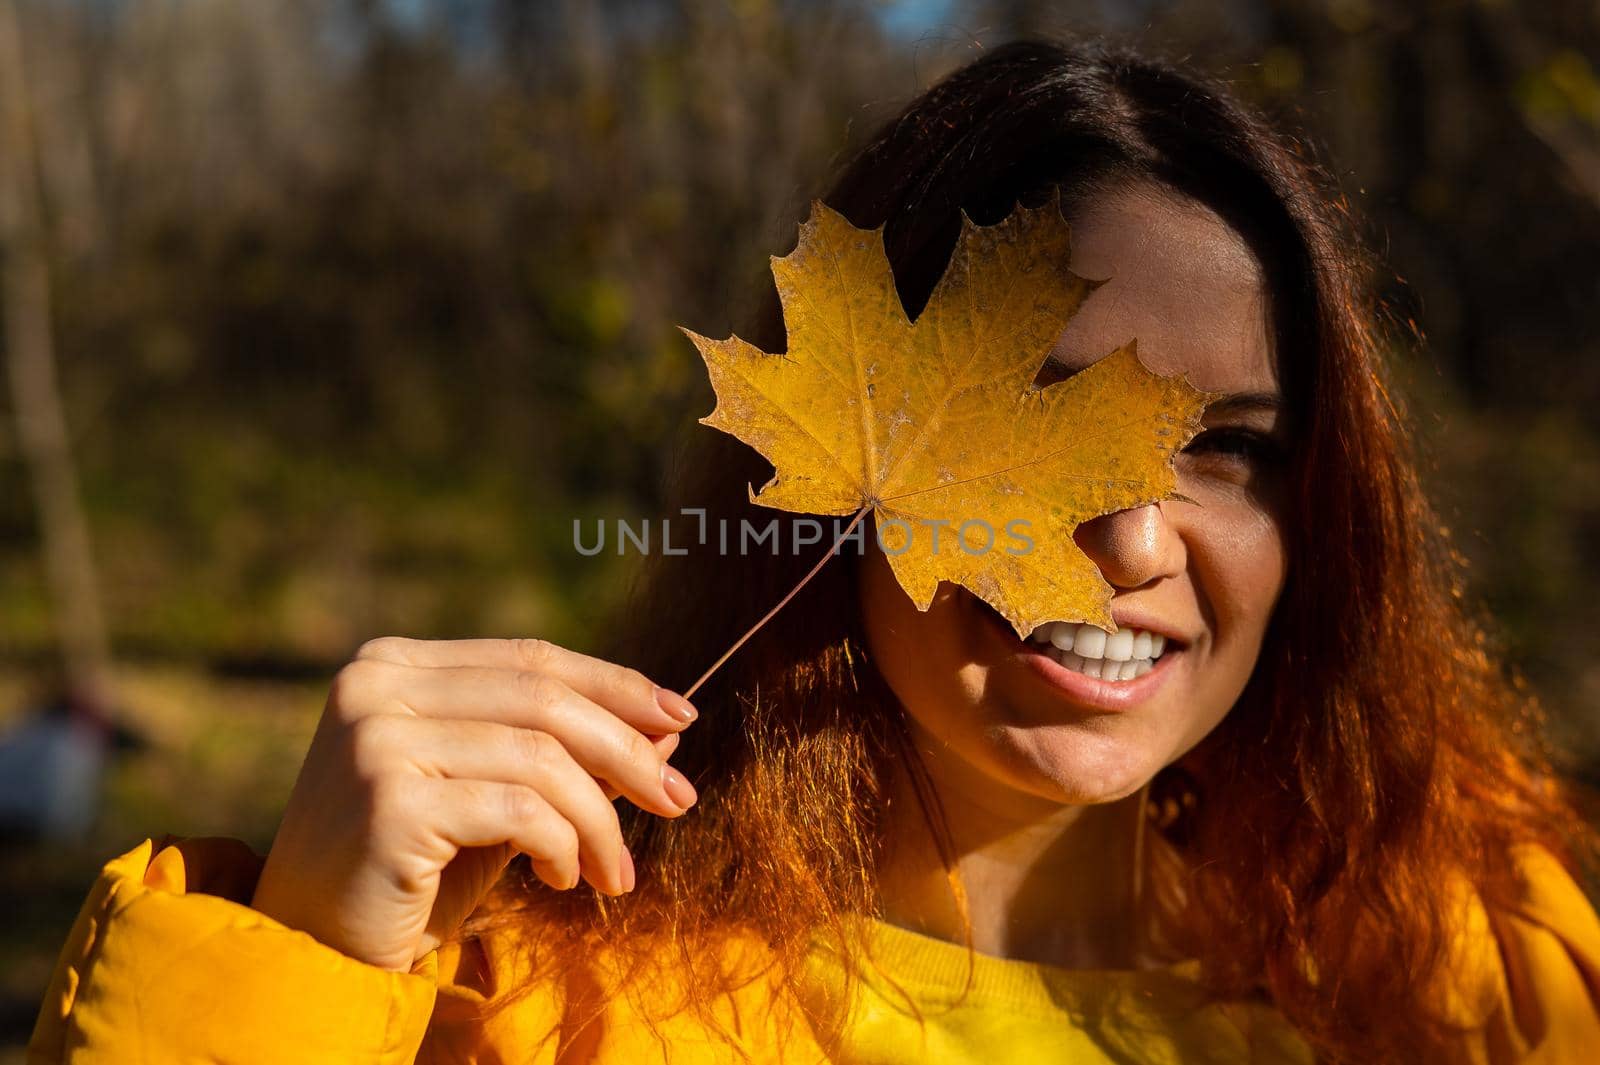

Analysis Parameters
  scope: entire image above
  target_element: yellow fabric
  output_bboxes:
[26,837,1600,1063]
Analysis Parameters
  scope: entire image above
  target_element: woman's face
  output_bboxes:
[860,183,1292,811]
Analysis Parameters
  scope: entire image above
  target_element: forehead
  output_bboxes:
[1046,184,1277,395]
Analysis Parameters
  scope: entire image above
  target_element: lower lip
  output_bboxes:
[972,601,1182,713]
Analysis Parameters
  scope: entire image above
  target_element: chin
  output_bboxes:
[985,720,1170,805]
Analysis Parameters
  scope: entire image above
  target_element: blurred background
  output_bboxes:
[2,0,1598,1055]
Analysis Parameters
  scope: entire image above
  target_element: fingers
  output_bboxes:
[404,776,584,893]
[355,637,698,728]
[353,715,634,895]
[329,638,698,899]
[333,661,694,819]
[599,732,679,802]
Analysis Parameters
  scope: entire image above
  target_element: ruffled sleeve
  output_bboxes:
[26,837,440,1065]
[1446,844,1600,1063]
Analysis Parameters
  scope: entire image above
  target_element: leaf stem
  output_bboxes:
[683,503,872,700]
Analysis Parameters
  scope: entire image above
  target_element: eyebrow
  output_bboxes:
[1206,391,1284,415]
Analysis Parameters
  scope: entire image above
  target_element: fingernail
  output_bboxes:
[661,764,698,810]
[619,846,636,893]
[655,687,698,724]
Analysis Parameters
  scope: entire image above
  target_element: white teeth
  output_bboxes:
[1049,622,1076,651]
[1044,646,1158,683]
[1104,629,1134,662]
[1023,621,1176,682]
[1073,624,1107,659]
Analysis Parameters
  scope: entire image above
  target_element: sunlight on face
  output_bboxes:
[860,183,1291,813]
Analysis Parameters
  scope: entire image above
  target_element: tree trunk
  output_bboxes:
[0,0,114,710]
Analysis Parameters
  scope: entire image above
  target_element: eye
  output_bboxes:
[1182,427,1285,466]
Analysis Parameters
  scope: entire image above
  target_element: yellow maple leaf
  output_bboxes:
[683,199,1211,637]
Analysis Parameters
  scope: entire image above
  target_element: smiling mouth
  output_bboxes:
[1024,621,1168,682]
[961,589,1185,693]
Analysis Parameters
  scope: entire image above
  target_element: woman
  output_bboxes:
[29,39,1600,1065]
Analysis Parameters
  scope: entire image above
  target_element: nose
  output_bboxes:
[1072,502,1185,589]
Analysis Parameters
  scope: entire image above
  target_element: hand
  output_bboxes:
[249,636,700,971]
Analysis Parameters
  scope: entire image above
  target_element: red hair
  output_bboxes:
[463,40,1597,1063]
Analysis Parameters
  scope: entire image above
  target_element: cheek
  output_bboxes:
[858,547,983,731]
[859,545,945,681]
[859,543,919,650]
[1192,502,1288,653]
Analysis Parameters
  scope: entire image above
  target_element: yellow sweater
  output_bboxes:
[25,837,1600,1063]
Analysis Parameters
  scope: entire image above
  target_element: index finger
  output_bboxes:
[354,637,699,726]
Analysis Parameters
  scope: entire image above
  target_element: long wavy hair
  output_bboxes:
[464,39,1596,1063]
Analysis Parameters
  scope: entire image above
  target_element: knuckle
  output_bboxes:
[516,728,560,768]
[515,670,567,710]
[619,667,655,699]
[502,784,541,826]
[355,635,409,662]
[327,659,386,719]
[346,714,405,776]
[511,637,559,671]
[618,729,659,770]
